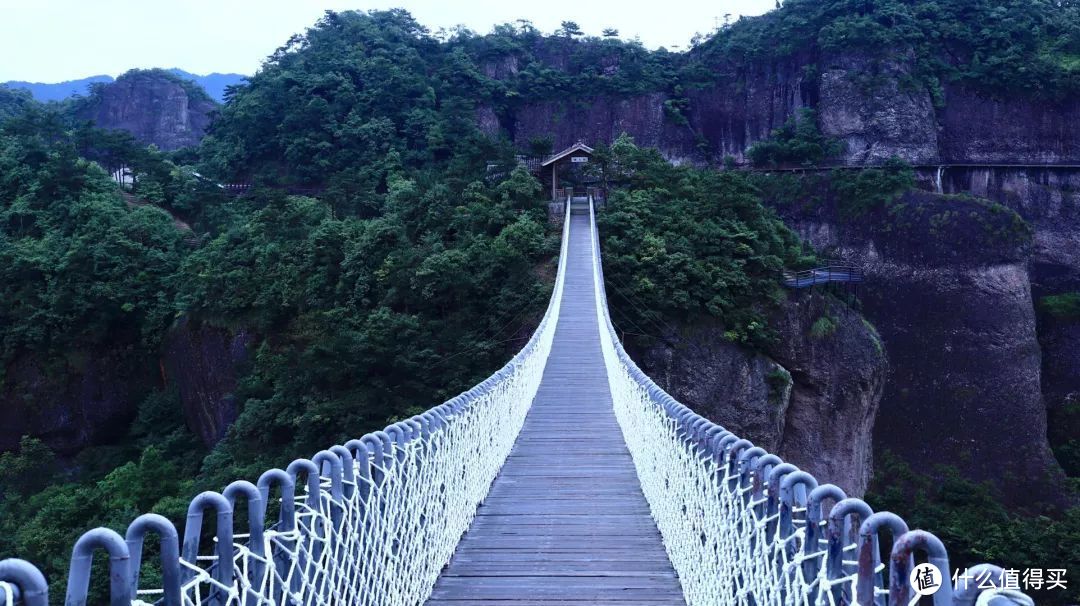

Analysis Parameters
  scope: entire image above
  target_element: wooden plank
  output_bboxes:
[424,213,685,605]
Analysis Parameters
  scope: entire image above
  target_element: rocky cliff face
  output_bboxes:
[487,50,1080,167]
[76,71,216,151]
[816,54,939,164]
[0,319,250,457]
[924,166,1080,449]
[773,191,1068,504]
[938,86,1080,164]
[0,351,155,455]
[161,318,252,446]
[492,43,1080,502]
[506,93,698,163]
[928,167,1080,290]
[632,293,887,496]
[1040,315,1080,415]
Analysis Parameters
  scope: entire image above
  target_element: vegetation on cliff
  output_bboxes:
[0,12,556,598]
[746,109,844,168]
[595,135,809,348]
[79,68,218,108]
[700,0,1080,101]
[1,6,1078,603]
[0,108,186,372]
[1041,292,1080,320]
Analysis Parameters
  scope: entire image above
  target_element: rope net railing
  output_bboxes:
[0,202,573,606]
[584,198,1034,606]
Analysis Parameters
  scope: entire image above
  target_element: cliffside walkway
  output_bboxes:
[0,200,1030,606]
[782,263,864,288]
[426,206,683,605]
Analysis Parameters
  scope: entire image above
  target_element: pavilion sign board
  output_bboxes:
[541,141,596,201]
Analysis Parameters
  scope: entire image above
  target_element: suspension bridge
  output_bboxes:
[0,199,1032,606]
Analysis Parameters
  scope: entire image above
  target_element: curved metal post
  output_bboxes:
[386,424,410,465]
[890,530,952,606]
[764,463,799,537]
[750,454,782,502]
[328,445,356,499]
[0,559,48,606]
[737,447,767,490]
[688,417,713,454]
[256,468,295,603]
[778,470,818,594]
[361,432,392,486]
[286,458,321,511]
[182,491,234,604]
[312,450,344,504]
[412,414,434,440]
[286,458,320,598]
[224,480,266,595]
[707,431,733,466]
[65,527,131,606]
[727,439,754,482]
[703,425,727,448]
[857,512,909,606]
[804,484,846,594]
[345,439,374,504]
[257,469,296,532]
[952,564,1035,606]
[827,498,873,604]
[125,513,181,606]
[779,471,817,538]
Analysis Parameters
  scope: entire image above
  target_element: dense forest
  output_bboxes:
[701,0,1080,101]
[1,1,1079,602]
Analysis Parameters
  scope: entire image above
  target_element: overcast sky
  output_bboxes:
[0,0,776,82]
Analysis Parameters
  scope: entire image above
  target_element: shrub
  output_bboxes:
[746,109,844,168]
[809,315,839,339]
[1041,292,1080,320]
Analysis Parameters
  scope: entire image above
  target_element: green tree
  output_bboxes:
[558,20,583,38]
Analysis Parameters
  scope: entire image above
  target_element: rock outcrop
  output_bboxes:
[924,166,1080,448]
[938,85,1080,164]
[1040,314,1080,413]
[772,190,1068,504]
[632,293,888,497]
[161,318,252,447]
[816,54,939,164]
[928,166,1080,290]
[484,48,1080,167]
[0,318,252,457]
[0,351,154,455]
[76,70,216,151]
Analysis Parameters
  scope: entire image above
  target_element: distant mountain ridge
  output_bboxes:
[3,69,246,103]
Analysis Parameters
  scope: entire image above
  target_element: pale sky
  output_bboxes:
[0,0,776,82]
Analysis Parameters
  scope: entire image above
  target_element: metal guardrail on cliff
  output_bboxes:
[0,200,573,606]
[585,197,1033,606]
[783,263,865,289]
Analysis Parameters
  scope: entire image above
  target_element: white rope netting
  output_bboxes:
[586,199,863,606]
[0,198,1037,606]
[156,209,573,606]
[174,375,541,606]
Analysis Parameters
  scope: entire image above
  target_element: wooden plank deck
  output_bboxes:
[426,210,685,604]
